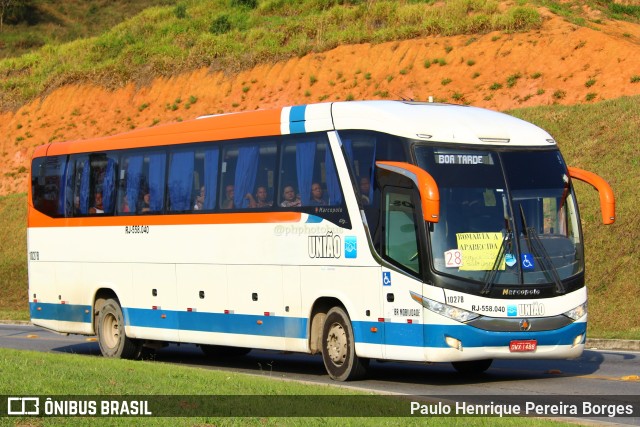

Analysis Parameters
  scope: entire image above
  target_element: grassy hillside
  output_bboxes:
[1,0,546,110]
[0,0,173,59]
[0,193,27,321]
[1,96,638,337]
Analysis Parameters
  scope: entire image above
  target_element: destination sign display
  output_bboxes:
[434,152,494,165]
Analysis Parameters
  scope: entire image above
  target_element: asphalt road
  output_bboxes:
[1,323,638,424]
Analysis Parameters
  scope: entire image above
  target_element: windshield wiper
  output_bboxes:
[519,204,566,294]
[480,193,512,295]
[480,231,511,295]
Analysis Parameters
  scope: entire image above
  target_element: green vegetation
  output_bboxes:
[0,0,173,59]
[0,0,543,110]
[0,349,575,426]
[533,0,640,26]
[0,193,27,321]
[553,90,566,100]
[506,72,521,88]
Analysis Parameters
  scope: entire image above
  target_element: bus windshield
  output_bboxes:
[414,146,583,287]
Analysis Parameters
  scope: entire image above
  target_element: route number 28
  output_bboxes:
[444,249,463,268]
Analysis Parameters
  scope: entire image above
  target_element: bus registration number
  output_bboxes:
[509,340,537,352]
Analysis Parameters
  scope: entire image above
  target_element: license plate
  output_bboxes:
[509,340,537,352]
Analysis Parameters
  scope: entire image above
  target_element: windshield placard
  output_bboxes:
[456,232,505,271]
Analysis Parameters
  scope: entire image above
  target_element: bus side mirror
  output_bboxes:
[568,166,615,225]
[376,161,440,223]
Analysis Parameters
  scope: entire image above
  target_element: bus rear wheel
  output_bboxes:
[96,298,142,359]
[321,306,369,381]
[451,359,493,375]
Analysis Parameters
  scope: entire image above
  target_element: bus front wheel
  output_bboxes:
[96,298,142,359]
[321,306,369,381]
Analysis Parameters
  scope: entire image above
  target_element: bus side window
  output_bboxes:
[119,151,166,215]
[279,135,343,208]
[72,155,90,215]
[221,140,276,210]
[383,188,421,275]
[31,155,70,217]
[193,147,219,211]
[89,154,118,215]
[168,150,195,212]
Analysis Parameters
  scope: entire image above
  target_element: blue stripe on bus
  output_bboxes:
[30,302,585,349]
[305,214,323,223]
[29,302,92,323]
[352,320,586,348]
[123,308,308,339]
[289,105,307,134]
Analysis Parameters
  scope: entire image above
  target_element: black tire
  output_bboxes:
[451,359,493,375]
[96,298,142,359]
[200,345,251,358]
[321,306,369,381]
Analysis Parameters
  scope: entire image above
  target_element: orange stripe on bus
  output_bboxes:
[27,208,302,228]
[35,109,284,157]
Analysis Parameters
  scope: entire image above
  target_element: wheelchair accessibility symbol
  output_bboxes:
[382,271,392,286]
[521,253,535,271]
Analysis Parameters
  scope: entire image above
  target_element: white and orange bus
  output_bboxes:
[28,101,614,380]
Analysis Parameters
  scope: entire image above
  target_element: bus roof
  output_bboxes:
[33,101,555,158]
[331,101,556,147]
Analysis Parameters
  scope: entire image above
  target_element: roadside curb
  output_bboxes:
[585,338,640,352]
[1,320,638,352]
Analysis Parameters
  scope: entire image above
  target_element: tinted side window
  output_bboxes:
[278,135,343,208]
[383,188,421,276]
[168,149,195,212]
[192,146,219,211]
[31,155,69,217]
[118,150,166,214]
[220,140,277,210]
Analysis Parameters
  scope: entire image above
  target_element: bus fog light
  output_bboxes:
[445,336,462,351]
[572,334,584,348]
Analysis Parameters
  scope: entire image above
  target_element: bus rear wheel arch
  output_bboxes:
[96,298,142,360]
[321,306,369,381]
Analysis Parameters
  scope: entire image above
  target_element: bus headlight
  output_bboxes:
[410,291,479,323]
[563,301,587,321]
